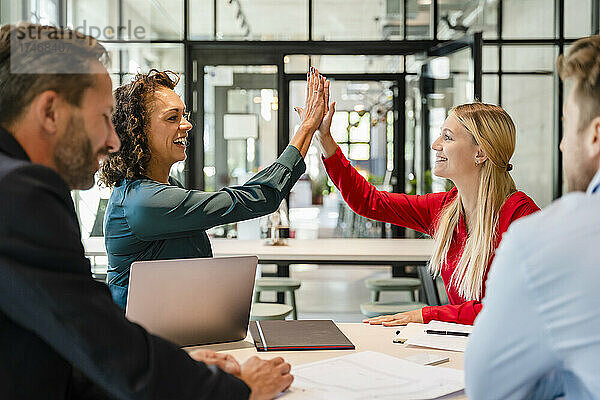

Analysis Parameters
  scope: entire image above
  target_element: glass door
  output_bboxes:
[189,49,282,239]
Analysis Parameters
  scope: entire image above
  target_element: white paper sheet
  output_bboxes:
[280,351,464,400]
[403,321,473,352]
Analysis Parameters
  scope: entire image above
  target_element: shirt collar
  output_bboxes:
[0,126,30,162]
[586,169,600,195]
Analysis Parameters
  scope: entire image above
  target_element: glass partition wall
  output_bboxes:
[2,0,598,242]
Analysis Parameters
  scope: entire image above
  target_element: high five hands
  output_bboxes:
[294,67,337,157]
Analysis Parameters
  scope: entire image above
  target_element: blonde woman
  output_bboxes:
[315,101,539,326]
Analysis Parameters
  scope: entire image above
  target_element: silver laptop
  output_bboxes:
[125,255,258,347]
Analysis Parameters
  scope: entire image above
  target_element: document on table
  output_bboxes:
[402,321,473,352]
[280,351,464,400]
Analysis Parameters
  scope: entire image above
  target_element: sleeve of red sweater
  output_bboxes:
[420,193,540,325]
[421,301,483,324]
[323,146,449,235]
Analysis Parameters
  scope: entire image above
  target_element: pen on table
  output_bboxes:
[425,329,469,337]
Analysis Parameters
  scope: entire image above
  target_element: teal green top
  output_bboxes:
[104,145,305,309]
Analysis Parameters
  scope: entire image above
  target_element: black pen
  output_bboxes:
[425,329,470,337]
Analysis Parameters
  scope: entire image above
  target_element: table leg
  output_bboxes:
[276,263,290,304]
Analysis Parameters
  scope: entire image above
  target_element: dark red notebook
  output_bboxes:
[249,320,355,351]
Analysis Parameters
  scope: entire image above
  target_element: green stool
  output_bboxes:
[254,278,301,319]
[365,277,422,302]
[250,303,293,321]
[360,301,428,318]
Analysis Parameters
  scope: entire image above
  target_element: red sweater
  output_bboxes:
[323,146,540,325]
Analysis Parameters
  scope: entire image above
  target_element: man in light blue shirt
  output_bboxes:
[465,36,600,400]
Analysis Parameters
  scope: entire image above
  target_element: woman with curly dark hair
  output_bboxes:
[101,68,328,310]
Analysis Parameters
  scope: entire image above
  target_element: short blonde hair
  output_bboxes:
[557,35,600,130]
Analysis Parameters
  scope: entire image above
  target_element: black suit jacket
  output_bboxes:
[0,127,250,399]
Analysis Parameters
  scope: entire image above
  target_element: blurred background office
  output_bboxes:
[2,0,597,320]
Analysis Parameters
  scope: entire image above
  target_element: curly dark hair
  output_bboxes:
[99,69,180,187]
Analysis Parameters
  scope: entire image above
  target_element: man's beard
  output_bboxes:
[53,115,104,190]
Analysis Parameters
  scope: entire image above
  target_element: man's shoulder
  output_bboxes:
[0,152,30,180]
[0,152,68,194]
[502,192,599,262]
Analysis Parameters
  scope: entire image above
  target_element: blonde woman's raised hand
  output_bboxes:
[318,79,336,138]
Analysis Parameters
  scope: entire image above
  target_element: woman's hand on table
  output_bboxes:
[362,308,424,326]
[189,349,241,376]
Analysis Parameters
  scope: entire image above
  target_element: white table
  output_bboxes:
[83,237,433,262]
[211,238,432,263]
[83,237,439,304]
[186,323,466,399]
[211,238,439,305]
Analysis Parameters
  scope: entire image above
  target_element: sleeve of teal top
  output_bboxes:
[126,145,305,240]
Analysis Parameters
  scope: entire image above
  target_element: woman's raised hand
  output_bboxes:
[314,79,338,158]
[295,71,338,158]
[295,67,326,134]
[317,79,336,138]
[289,67,327,157]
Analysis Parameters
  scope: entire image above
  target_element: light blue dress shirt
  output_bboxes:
[465,169,600,400]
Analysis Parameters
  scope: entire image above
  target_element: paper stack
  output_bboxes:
[397,321,473,352]
[283,351,464,399]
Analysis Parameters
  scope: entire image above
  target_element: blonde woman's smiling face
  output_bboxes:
[431,113,482,181]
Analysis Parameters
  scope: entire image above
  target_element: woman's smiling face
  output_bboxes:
[431,113,482,181]
[146,88,192,169]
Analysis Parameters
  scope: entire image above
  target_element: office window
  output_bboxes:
[203,65,279,192]
[310,55,404,74]
[188,0,214,39]
[503,75,554,207]
[502,0,554,39]
[437,0,498,40]
[564,0,592,38]
[66,0,115,40]
[483,45,499,73]
[67,0,183,40]
[313,0,402,40]
[482,75,499,105]
[216,0,308,40]
[30,0,59,25]
[2,1,58,26]
[284,55,310,74]
[501,45,555,72]
[102,43,185,90]
[405,53,427,73]
[405,0,431,39]
[0,1,20,24]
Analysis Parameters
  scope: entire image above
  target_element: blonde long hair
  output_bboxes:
[429,103,517,301]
